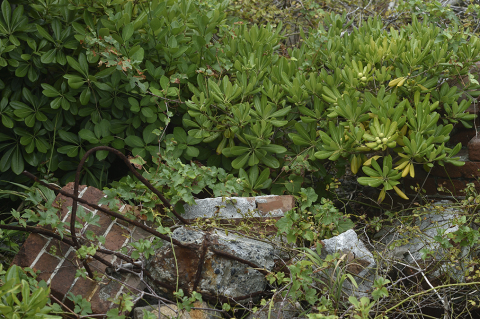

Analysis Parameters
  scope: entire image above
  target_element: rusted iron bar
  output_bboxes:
[0,224,75,246]
[201,290,272,304]
[192,234,209,292]
[22,171,193,249]
[210,248,270,276]
[73,146,189,225]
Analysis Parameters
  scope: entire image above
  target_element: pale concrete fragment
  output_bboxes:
[376,201,469,282]
[247,299,303,319]
[146,227,277,300]
[317,229,376,297]
[182,196,294,219]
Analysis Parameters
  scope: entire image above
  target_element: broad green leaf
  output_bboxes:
[124,135,145,148]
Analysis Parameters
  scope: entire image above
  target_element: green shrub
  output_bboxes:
[0,264,62,318]
[0,0,231,189]
[1,0,478,203]
[183,13,479,201]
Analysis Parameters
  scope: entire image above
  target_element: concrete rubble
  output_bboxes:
[182,195,295,219]
[246,298,303,319]
[375,201,471,282]
[315,229,377,297]
[145,226,277,300]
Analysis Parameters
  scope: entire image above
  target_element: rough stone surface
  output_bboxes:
[182,195,294,219]
[317,229,376,297]
[247,299,303,319]
[133,302,218,319]
[376,201,469,282]
[146,226,277,299]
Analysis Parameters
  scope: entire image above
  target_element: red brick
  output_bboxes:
[34,253,60,283]
[85,212,114,237]
[11,234,49,267]
[131,226,154,242]
[69,276,98,300]
[104,224,129,251]
[256,195,295,216]
[87,252,114,274]
[64,210,88,231]
[80,187,106,212]
[50,250,78,298]
[468,135,480,161]
[53,183,88,219]
[450,129,477,146]
[430,163,462,178]
[458,161,480,178]
[46,239,71,258]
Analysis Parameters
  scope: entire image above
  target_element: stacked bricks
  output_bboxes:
[12,182,150,316]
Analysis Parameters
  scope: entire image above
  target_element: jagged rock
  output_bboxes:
[133,301,218,319]
[316,229,376,297]
[376,201,471,282]
[246,298,303,319]
[145,226,277,301]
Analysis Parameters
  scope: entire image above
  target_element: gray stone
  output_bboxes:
[316,229,376,297]
[247,299,303,319]
[376,201,470,282]
[182,196,291,220]
[145,226,277,300]
[133,302,219,319]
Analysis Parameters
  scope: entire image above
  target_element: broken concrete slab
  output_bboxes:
[246,298,303,319]
[182,195,295,220]
[133,301,218,319]
[316,229,376,297]
[146,226,277,300]
[376,201,470,282]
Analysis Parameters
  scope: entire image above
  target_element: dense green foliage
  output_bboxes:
[2,0,480,318]
[1,0,479,203]
[0,265,62,318]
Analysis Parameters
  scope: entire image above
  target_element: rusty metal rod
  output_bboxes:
[72,146,189,225]
[210,248,270,276]
[22,171,194,249]
[192,234,209,292]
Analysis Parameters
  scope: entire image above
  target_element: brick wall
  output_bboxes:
[12,183,148,316]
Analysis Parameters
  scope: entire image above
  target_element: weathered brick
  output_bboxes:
[458,161,480,178]
[449,129,477,147]
[81,187,107,212]
[85,211,115,237]
[34,252,60,283]
[134,302,217,319]
[430,163,462,178]
[256,195,295,216]
[436,179,479,196]
[52,183,88,219]
[88,252,114,274]
[11,233,49,267]
[68,276,98,301]
[104,224,129,251]
[50,250,78,298]
[46,239,71,258]
[90,277,123,314]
